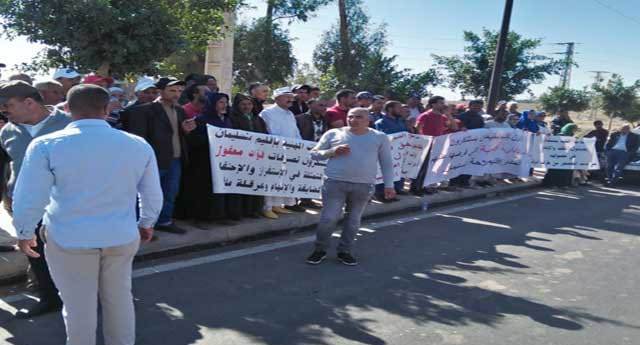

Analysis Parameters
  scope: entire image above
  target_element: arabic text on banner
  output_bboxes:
[425,128,531,186]
[208,125,326,198]
[530,135,600,170]
[373,132,433,184]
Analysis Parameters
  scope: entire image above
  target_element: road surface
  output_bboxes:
[1,184,639,344]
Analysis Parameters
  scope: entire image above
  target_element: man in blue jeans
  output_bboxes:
[125,78,196,233]
[307,108,395,266]
[605,125,639,185]
[374,100,409,202]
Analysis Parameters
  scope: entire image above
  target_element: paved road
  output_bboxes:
[1,184,640,344]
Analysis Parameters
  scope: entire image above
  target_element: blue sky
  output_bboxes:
[1,0,639,100]
[238,0,640,99]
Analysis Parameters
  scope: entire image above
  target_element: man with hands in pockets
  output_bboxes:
[13,84,163,345]
[307,107,395,266]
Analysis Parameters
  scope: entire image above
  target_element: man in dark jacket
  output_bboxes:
[296,99,329,141]
[125,77,196,233]
[605,125,639,185]
[289,84,311,115]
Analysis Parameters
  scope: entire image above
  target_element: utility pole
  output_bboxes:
[588,70,610,120]
[486,0,514,115]
[554,42,576,88]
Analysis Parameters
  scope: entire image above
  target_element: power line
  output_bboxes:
[592,0,640,26]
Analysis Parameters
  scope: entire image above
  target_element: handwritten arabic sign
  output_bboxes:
[374,132,433,184]
[530,135,600,170]
[425,128,530,186]
[208,125,325,198]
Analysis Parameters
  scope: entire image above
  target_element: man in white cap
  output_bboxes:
[259,87,306,219]
[52,68,81,96]
[129,78,159,108]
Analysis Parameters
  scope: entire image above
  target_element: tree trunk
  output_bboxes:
[337,0,351,87]
[608,113,614,132]
[262,0,275,84]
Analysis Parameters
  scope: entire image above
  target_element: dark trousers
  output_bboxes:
[410,150,431,192]
[606,149,631,182]
[31,224,61,303]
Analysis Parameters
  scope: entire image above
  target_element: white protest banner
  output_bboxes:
[208,125,325,198]
[375,132,434,184]
[425,128,530,186]
[402,133,433,179]
[375,132,407,184]
[533,135,600,170]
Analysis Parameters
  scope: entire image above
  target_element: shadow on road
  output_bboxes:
[1,184,640,344]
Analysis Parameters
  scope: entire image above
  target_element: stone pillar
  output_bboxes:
[205,12,235,95]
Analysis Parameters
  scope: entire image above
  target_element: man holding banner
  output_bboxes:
[306,107,395,266]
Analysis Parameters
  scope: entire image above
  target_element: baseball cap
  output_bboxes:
[272,86,294,99]
[356,91,373,100]
[135,78,156,92]
[155,77,185,90]
[0,80,40,104]
[53,68,80,79]
[292,84,311,92]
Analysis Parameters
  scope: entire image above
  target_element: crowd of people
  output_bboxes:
[0,68,639,344]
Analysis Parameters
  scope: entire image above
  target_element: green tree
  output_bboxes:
[433,29,563,100]
[288,63,321,86]
[233,18,296,86]
[313,0,386,90]
[0,0,236,76]
[538,87,591,113]
[232,0,330,88]
[593,74,640,129]
[313,0,438,98]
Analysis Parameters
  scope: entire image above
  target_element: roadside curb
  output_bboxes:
[0,179,542,285]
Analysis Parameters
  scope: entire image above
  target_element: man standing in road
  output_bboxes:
[13,84,163,345]
[0,81,71,318]
[296,98,329,142]
[306,107,395,266]
[126,77,196,234]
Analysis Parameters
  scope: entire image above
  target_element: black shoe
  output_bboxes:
[285,205,306,213]
[337,252,358,266]
[373,195,393,203]
[299,201,322,209]
[306,251,327,265]
[155,223,187,234]
[15,299,62,319]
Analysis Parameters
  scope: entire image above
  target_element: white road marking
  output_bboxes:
[1,191,539,304]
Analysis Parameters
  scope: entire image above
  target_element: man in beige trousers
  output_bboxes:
[12,84,163,345]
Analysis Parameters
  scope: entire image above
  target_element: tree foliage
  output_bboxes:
[233,18,296,87]
[0,0,236,76]
[538,87,591,113]
[313,0,438,98]
[433,29,563,100]
[593,74,640,126]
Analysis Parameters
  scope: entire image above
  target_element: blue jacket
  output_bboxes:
[374,115,408,134]
[516,113,539,133]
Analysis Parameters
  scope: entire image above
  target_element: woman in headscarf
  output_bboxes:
[178,92,243,225]
[229,94,269,218]
[543,123,579,188]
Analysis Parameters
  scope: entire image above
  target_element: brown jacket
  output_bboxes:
[296,113,328,141]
